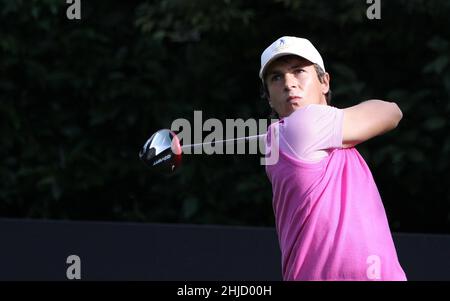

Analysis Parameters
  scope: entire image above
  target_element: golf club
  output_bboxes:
[139,129,266,172]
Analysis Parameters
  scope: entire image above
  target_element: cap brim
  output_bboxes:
[259,51,310,80]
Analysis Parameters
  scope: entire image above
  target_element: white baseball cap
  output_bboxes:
[259,36,325,80]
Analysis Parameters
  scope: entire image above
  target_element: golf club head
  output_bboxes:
[139,129,181,172]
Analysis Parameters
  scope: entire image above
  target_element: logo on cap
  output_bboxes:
[274,38,289,52]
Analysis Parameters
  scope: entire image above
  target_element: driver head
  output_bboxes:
[139,129,181,172]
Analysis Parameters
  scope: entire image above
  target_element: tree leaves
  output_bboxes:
[0,0,449,233]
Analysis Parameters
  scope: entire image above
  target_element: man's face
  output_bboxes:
[264,55,330,118]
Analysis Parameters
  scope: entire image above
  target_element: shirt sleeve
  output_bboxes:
[279,104,344,161]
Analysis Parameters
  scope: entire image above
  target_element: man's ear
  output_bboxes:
[322,72,330,95]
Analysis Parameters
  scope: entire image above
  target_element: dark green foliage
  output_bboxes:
[0,0,449,233]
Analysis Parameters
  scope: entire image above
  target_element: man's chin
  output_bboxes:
[291,103,308,111]
[281,104,308,118]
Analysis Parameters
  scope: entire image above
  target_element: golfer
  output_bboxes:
[261,36,407,281]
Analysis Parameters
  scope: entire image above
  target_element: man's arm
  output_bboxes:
[342,100,403,148]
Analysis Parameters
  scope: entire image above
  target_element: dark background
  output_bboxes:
[1,0,449,233]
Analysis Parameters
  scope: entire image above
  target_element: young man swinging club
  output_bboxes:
[261,36,407,281]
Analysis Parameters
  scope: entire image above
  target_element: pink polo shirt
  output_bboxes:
[265,104,406,281]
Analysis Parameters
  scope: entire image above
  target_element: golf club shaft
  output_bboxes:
[180,134,266,151]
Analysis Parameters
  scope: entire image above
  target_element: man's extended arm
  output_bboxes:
[342,99,403,148]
